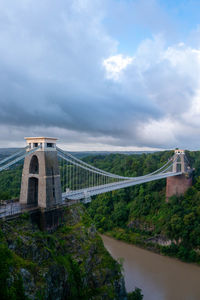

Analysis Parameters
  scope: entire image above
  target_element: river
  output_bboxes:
[101,235,200,300]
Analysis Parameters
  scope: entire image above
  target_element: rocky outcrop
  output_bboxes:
[128,219,155,232]
[0,204,127,300]
[145,235,172,246]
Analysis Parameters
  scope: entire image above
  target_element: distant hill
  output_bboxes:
[60,150,157,158]
[0,148,22,154]
[0,148,157,159]
[0,148,24,160]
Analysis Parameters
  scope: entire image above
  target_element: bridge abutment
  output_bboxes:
[166,174,192,202]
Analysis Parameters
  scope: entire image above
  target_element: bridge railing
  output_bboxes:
[0,202,37,218]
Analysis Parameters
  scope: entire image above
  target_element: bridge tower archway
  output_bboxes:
[29,155,39,174]
[20,137,62,208]
[27,177,38,205]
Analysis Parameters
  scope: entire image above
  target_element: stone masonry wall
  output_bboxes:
[166,174,192,202]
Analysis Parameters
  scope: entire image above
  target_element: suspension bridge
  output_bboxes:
[0,137,192,219]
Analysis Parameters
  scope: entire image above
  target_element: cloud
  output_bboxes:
[0,0,200,150]
[103,54,133,80]
[101,36,200,149]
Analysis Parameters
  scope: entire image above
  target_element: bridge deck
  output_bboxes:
[0,171,183,219]
[62,171,183,201]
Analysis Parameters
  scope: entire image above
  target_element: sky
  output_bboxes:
[1,0,200,151]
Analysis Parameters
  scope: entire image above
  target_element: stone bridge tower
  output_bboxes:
[20,137,62,208]
[166,149,193,202]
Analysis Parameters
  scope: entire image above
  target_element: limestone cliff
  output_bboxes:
[0,204,127,300]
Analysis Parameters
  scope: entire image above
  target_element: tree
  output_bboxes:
[128,287,144,300]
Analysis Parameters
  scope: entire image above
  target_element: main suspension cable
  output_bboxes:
[57,148,176,180]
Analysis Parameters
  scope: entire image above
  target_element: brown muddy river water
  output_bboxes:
[101,235,200,300]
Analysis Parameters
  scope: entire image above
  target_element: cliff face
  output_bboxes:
[0,204,126,300]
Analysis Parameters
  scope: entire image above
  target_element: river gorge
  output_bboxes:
[102,235,200,300]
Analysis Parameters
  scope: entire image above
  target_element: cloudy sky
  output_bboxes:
[1,0,200,150]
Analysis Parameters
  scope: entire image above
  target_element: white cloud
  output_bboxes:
[137,118,179,148]
[182,90,200,127]
[103,54,133,80]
